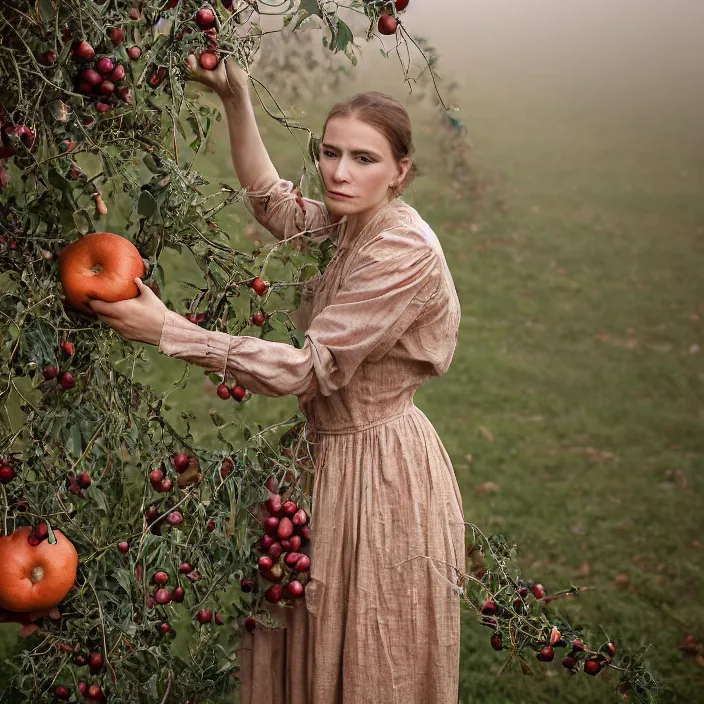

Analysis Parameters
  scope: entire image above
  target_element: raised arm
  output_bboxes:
[185,55,333,242]
[185,55,278,190]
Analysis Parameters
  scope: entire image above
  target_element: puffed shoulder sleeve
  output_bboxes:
[243,176,336,242]
[158,229,441,398]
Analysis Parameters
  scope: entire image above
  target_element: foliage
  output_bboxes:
[0,0,657,702]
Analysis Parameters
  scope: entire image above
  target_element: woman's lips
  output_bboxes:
[327,190,354,199]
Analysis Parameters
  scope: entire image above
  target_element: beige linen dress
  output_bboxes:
[158,178,465,704]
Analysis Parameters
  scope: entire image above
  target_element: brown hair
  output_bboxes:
[322,91,416,196]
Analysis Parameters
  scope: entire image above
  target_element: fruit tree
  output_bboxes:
[0,0,655,702]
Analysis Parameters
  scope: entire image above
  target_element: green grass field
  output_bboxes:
[2,46,703,703]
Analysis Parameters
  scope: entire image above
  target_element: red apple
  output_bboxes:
[96,57,114,75]
[195,8,216,30]
[198,50,219,70]
[584,658,602,675]
[231,385,247,402]
[173,452,189,472]
[171,586,185,603]
[196,608,212,624]
[263,516,279,536]
[117,541,129,554]
[74,41,95,60]
[109,64,125,82]
[378,14,398,35]
[178,562,192,574]
[292,508,308,526]
[108,28,125,46]
[295,554,310,572]
[88,652,103,672]
[153,571,169,585]
[127,46,142,61]
[154,588,171,605]
[0,466,15,484]
[251,311,266,326]
[149,468,164,485]
[265,584,284,604]
[250,277,268,296]
[287,580,304,598]
[59,372,75,389]
[166,510,183,525]
[537,645,555,662]
[216,383,231,399]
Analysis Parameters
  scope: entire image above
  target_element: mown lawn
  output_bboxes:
[2,60,703,703]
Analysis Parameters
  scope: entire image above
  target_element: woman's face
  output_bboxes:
[319,115,410,223]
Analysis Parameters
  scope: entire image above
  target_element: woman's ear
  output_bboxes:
[397,157,412,185]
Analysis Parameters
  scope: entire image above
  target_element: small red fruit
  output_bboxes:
[76,471,92,489]
[159,477,173,492]
[562,655,578,669]
[260,534,275,551]
[196,608,212,624]
[171,586,185,603]
[55,685,70,700]
[153,571,169,585]
[149,468,164,485]
[0,466,15,484]
[117,541,129,554]
[490,633,503,651]
[584,658,602,676]
[244,615,256,632]
[287,580,304,598]
[265,584,284,604]
[39,50,57,66]
[198,50,219,71]
[240,579,256,593]
[378,14,398,35]
[285,552,301,567]
[95,102,111,114]
[216,383,231,400]
[173,453,189,472]
[206,519,216,532]
[231,385,247,402]
[59,372,75,389]
[159,622,171,635]
[263,516,279,536]
[220,458,234,479]
[178,562,192,574]
[129,7,140,20]
[87,684,103,701]
[214,611,225,625]
[531,583,546,599]
[74,41,95,60]
[99,80,115,95]
[154,588,171,605]
[96,57,114,75]
[195,8,216,30]
[258,555,273,571]
[108,28,125,46]
[61,340,76,355]
[266,494,282,516]
[109,64,125,82]
[289,535,302,552]
[572,638,586,651]
[88,652,103,672]
[250,277,268,296]
[292,508,308,526]
[300,526,311,541]
[78,682,88,695]
[251,311,266,326]
[481,598,497,616]
[537,645,555,662]
[395,0,410,10]
[277,517,294,540]
[267,542,283,560]
[166,511,183,525]
[295,554,311,572]
[145,505,159,523]
[127,46,142,61]
[282,500,297,516]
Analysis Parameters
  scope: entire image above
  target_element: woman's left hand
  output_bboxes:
[89,278,168,347]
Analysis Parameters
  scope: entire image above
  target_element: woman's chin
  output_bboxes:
[324,196,358,217]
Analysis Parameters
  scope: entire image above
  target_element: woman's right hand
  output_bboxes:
[184,54,248,99]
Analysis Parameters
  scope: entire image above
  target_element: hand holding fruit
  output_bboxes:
[89,278,168,346]
[0,606,61,638]
[184,54,248,98]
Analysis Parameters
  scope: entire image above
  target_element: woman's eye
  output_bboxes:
[323,151,336,158]
[358,156,373,163]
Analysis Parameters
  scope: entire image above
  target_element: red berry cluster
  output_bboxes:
[194,7,220,70]
[142,452,198,533]
[71,40,131,113]
[255,482,312,605]
[41,340,78,391]
[54,648,107,701]
[216,381,248,402]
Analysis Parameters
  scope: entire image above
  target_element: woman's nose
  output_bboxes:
[332,158,350,182]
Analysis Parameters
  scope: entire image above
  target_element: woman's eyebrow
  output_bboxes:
[320,143,381,159]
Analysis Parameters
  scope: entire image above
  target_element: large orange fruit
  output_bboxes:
[0,527,79,612]
[59,232,145,314]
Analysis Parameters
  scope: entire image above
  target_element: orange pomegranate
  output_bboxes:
[59,232,145,315]
[0,527,79,612]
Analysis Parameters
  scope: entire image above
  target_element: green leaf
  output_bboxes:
[138,191,158,218]
[329,19,354,53]
[115,568,132,596]
[300,0,322,17]
[21,318,55,366]
[73,210,91,235]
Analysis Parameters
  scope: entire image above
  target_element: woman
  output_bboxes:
[90,56,465,704]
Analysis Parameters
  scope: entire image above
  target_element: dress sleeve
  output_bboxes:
[244,176,337,243]
[158,229,441,398]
